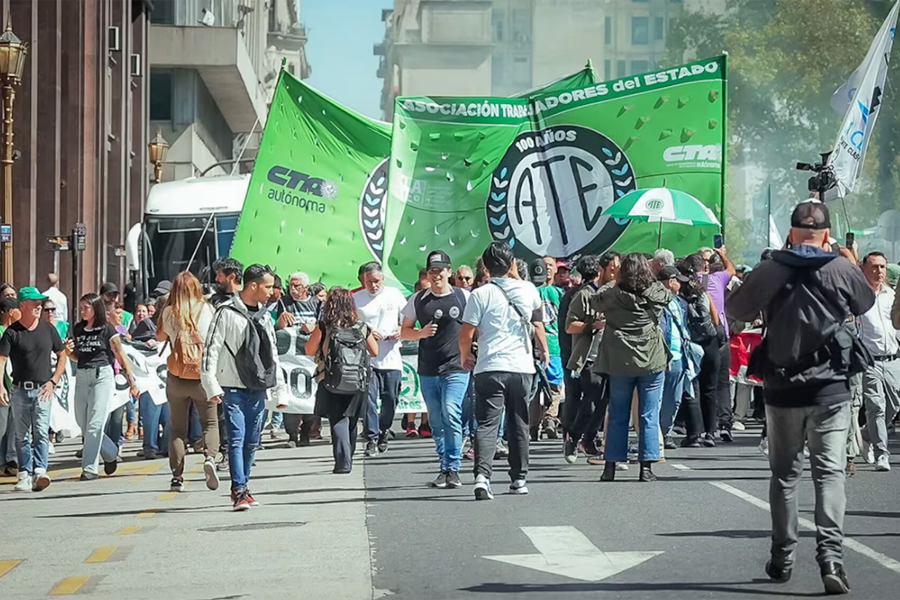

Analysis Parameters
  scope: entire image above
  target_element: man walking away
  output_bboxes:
[43,273,69,323]
[0,288,68,492]
[201,264,288,511]
[857,252,900,472]
[353,262,406,457]
[729,201,874,595]
[209,257,243,471]
[459,242,548,500]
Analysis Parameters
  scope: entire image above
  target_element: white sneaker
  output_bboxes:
[203,457,220,491]
[474,474,494,501]
[864,443,875,464]
[803,444,810,458]
[14,473,33,492]
[875,455,891,472]
[616,462,629,471]
[758,438,769,457]
[509,479,529,495]
[732,421,746,431]
[33,470,51,492]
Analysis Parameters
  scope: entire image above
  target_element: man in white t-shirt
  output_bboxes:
[459,242,548,501]
[43,273,69,323]
[353,262,407,457]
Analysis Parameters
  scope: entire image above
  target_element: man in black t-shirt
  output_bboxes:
[401,250,471,489]
[0,287,67,493]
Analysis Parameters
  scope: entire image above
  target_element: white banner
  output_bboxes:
[828,0,900,194]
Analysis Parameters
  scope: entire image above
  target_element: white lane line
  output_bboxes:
[711,482,900,576]
[670,464,692,471]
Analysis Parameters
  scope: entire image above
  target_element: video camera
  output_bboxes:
[796,152,837,194]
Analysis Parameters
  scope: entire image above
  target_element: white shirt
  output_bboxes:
[43,286,69,323]
[353,286,406,370]
[858,283,898,356]
[462,278,541,375]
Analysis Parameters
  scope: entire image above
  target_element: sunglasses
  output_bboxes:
[44,307,56,313]
[458,275,473,281]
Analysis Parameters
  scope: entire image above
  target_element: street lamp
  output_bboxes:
[148,130,169,183]
[0,16,27,284]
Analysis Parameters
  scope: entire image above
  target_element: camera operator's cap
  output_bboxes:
[658,265,689,283]
[17,287,48,303]
[790,200,831,230]
[99,282,119,296]
[426,250,452,270]
[529,258,547,285]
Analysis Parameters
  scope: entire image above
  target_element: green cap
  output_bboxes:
[17,287,48,302]
[887,264,900,289]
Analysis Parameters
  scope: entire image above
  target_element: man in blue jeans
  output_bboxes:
[202,265,288,511]
[402,250,471,488]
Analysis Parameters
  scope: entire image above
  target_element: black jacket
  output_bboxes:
[728,245,875,407]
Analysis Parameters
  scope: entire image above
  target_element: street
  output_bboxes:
[1,424,899,600]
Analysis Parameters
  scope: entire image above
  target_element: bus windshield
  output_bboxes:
[143,213,239,290]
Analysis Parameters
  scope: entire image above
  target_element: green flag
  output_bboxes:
[383,56,727,289]
[230,70,392,287]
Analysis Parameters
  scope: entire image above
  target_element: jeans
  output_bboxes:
[606,372,665,463]
[0,402,17,465]
[11,386,51,475]
[462,378,476,438]
[222,388,267,489]
[862,358,900,458]
[74,366,120,475]
[767,401,851,567]
[420,372,470,473]
[105,404,126,448]
[563,367,607,444]
[716,341,732,430]
[126,398,137,425]
[660,360,686,437]
[139,393,169,452]
[474,371,534,482]
[366,368,401,441]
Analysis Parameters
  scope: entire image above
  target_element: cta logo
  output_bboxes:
[359,158,390,261]
[486,126,636,260]
[663,145,722,163]
[267,166,339,199]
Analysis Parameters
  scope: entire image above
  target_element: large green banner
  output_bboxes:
[383,56,727,289]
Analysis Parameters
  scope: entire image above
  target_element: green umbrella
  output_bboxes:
[601,187,721,248]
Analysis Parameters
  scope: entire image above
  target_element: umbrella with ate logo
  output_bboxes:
[600,187,721,248]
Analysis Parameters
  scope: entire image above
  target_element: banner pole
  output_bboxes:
[720,53,728,238]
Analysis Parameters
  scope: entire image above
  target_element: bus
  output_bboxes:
[126,174,249,300]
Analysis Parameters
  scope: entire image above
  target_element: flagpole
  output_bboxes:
[766,183,772,247]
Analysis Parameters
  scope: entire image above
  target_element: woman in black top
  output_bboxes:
[69,293,140,481]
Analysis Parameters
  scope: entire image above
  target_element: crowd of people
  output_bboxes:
[0,199,897,594]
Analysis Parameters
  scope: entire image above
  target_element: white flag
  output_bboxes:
[768,215,784,249]
[828,0,900,194]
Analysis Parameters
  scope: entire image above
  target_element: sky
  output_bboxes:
[303,0,394,121]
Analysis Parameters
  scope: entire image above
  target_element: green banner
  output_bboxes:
[383,56,727,289]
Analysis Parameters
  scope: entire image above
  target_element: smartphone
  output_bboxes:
[713,233,724,249]
[845,232,855,248]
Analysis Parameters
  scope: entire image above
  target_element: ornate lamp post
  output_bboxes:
[0,17,28,283]
[148,130,169,183]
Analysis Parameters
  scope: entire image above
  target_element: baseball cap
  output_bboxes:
[658,265,689,283]
[426,250,452,270]
[153,280,172,295]
[17,287,48,302]
[888,263,900,289]
[556,260,570,270]
[790,200,831,230]
[529,258,547,285]
[99,282,119,296]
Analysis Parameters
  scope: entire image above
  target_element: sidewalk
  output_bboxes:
[0,439,374,600]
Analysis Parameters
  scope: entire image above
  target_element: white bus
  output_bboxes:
[126,174,249,299]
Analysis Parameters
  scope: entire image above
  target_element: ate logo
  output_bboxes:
[486,126,636,260]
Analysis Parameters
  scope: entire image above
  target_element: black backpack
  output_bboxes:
[322,322,370,395]
[686,294,717,344]
[225,304,278,390]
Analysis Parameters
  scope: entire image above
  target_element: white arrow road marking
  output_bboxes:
[484,526,663,582]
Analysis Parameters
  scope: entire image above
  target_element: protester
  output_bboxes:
[856,252,899,472]
[0,283,16,300]
[306,287,378,474]
[42,298,69,340]
[658,266,692,450]
[209,257,243,472]
[651,249,675,274]
[729,201,874,595]
[593,253,670,482]
[0,287,69,492]
[456,265,475,290]
[353,262,406,456]
[542,257,558,289]
[459,242,548,500]
[309,282,327,302]
[43,273,69,323]
[275,272,320,332]
[158,271,219,492]
[0,297,20,475]
[554,261,572,288]
[528,258,563,440]
[401,250,471,488]
[100,282,134,330]
[202,264,288,511]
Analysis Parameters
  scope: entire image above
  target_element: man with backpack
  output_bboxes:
[201,264,288,511]
[401,250,471,489]
[729,201,874,596]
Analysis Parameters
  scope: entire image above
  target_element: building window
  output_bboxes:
[512,9,531,45]
[492,9,504,42]
[512,56,531,87]
[269,1,278,32]
[150,0,175,25]
[632,17,649,45]
[492,55,506,87]
[150,71,173,121]
[604,59,611,80]
[632,60,649,75]
[616,60,626,77]
[654,17,664,40]
[604,16,611,44]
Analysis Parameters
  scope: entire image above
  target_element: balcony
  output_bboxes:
[150,25,268,133]
[268,24,308,52]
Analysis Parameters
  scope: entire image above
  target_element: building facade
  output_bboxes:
[1,0,151,297]
[376,0,716,120]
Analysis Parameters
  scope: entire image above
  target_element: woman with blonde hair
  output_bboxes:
[157,271,218,492]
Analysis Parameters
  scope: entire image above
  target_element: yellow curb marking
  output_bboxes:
[137,509,159,519]
[157,492,178,501]
[117,526,142,536]
[49,576,90,595]
[0,560,22,579]
[84,547,116,564]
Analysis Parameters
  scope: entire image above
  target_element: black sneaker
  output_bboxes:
[719,428,734,443]
[170,478,184,492]
[364,441,379,457]
[582,439,601,458]
[564,436,578,464]
[104,458,119,476]
[446,471,462,488]
[821,562,850,595]
[377,433,389,454]
[680,436,702,448]
[664,435,678,450]
[431,471,449,489]
[701,433,717,448]
[765,560,792,583]
[298,435,311,447]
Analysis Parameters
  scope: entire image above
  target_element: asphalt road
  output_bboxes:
[1,422,898,600]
